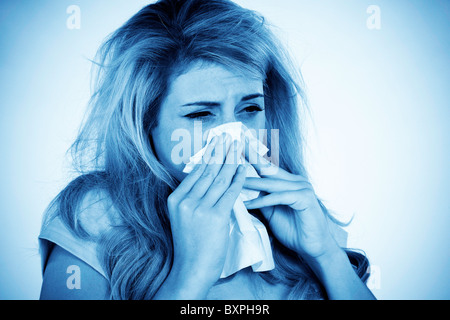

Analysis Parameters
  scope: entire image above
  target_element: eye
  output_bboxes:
[184,111,213,119]
[242,105,263,113]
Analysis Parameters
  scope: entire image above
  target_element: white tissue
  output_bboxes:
[183,122,275,278]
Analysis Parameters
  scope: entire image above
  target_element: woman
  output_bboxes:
[39,0,375,299]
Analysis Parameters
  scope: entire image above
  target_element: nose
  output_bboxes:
[220,117,237,126]
[219,106,237,125]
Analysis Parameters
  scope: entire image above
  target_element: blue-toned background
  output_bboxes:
[0,0,448,299]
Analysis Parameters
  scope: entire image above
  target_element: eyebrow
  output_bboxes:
[181,93,264,107]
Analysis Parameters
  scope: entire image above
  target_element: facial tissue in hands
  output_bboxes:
[183,121,275,278]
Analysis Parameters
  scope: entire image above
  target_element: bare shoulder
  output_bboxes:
[40,245,110,300]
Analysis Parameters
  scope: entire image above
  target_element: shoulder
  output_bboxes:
[39,188,121,297]
[40,245,110,299]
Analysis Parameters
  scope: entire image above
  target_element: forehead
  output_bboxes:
[165,62,264,105]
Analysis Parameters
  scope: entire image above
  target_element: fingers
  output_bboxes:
[242,135,278,177]
[244,177,312,193]
[243,135,307,181]
[214,164,247,212]
[200,140,244,207]
[244,191,298,209]
[171,135,220,197]
[188,134,230,199]
[244,188,317,212]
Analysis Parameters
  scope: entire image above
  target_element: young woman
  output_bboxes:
[39,0,375,300]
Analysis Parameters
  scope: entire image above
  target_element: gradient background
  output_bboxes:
[0,0,448,299]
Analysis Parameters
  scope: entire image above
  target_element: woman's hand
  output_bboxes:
[242,139,376,300]
[161,134,246,298]
[243,138,339,260]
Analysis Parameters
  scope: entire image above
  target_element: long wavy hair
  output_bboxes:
[43,0,370,299]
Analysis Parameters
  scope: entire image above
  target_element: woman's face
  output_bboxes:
[152,61,266,181]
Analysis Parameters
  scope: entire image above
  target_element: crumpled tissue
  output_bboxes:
[183,122,275,278]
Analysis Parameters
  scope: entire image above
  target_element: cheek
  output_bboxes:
[151,126,170,163]
[152,122,199,179]
[244,112,268,146]
[151,125,184,174]
[257,111,267,129]
[243,111,267,132]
